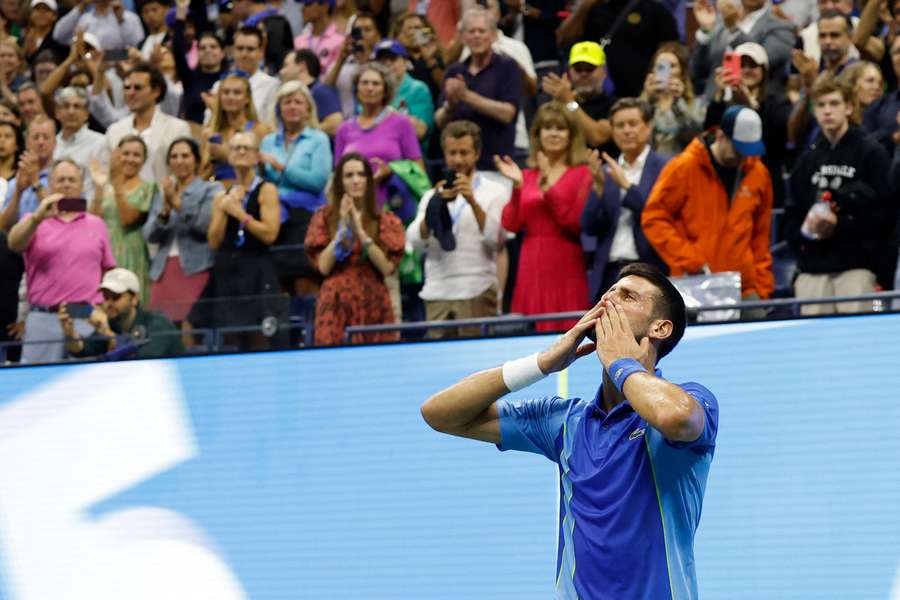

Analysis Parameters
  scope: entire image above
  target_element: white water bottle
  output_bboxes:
[801,190,833,240]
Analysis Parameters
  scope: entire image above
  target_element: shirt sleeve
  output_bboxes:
[496,395,575,462]
[663,382,719,451]
[314,84,342,118]
[396,114,423,160]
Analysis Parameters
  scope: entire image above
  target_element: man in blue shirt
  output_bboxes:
[421,262,718,599]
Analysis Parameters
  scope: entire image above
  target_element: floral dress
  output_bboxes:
[305,206,405,346]
[100,180,158,305]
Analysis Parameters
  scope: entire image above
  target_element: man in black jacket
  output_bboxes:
[786,77,893,315]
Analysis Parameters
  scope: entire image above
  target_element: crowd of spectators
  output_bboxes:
[1,0,899,364]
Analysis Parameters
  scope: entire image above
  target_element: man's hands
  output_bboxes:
[445,75,468,105]
[438,171,475,203]
[541,72,575,104]
[693,0,717,32]
[792,49,818,90]
[15,151,40,193]
[594,300,652,371]
[537,303,603,374]
[717,0,743,30]
[33,193,63,223]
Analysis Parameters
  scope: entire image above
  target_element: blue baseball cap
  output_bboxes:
[373,39,408,60]
[298,0,334,8]
[720,105,765,156]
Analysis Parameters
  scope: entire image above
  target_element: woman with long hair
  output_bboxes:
[494,101,593,331]
[144,137,223,325]
[89,134,158,305]
[838,61,883,125]
[204,73,271,186]
[304,152,405,346]
[640,42,705,156]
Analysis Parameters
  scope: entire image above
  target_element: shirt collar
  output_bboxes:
[619,144,650,171]
[738,1,769,34]
[59,124,89,144]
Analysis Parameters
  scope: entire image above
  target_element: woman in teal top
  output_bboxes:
[259,80,333,296]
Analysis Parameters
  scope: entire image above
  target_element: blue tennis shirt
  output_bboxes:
[497,371,718,600]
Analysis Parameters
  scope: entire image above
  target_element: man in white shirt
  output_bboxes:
[220,25,280,123]
[53,86,108,201]
[105,63,191,182]
[406,120,511,338]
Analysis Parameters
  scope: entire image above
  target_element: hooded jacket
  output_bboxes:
[785,127,892,275]
[641,135,774,298]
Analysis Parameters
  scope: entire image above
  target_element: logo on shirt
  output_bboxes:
[628,427,646,441]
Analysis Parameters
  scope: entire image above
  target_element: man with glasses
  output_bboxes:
[105,62,191,181]
[53,86,108,200]
[542,41,616,151]
[7,159,115,363]
[60,267,184,360]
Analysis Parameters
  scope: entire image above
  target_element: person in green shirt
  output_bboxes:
[374,39,435,150]
[59,267,185,360]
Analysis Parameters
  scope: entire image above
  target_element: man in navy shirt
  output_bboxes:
[421,262,718,599]
[435,6,521,171]
[279,48,343,138]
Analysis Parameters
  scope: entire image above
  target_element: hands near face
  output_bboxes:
[541,72,575,104]
[492,154,523,188]
[594,300,652,372]
[15,151,39,192]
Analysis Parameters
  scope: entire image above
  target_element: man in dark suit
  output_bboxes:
[581,98,669,303]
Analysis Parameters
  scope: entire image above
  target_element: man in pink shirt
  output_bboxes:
[294,0,344,75]
[7,159,115,363]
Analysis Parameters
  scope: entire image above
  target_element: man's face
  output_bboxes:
[279,52,301,81]
[18,89,43,123]
[34,60,56,86]
[461,15,494,56]
[49,161,83,198]
[198,35,224,71]
[232,0,251,20]
[819,16,852,65]
[714,130,742,166]
[101,289,137,321]
[29,4,56,28]
[301,1,326,22]
[26,120,55,162]
[611,107,651,157]
[233,32,263,74]
[442,134,478,175]
[377,53,406,79]
[813,90,851,134]
[568,62,605,97]
[818,0,853,15]
[599,275,663,343]
[55,95,89,132]
[140,1,166,30]
[124,72,158,112]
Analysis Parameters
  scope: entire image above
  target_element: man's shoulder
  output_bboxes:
[138,308,177,332]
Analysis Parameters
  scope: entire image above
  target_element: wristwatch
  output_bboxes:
[565,100,579,113]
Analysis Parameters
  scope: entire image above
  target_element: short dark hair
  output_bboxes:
[127,62,168,104]
[33,49,58,65]
[440,120,482,153]
[617,262,686,360]
[609,97,653,123]
[818,9,854,34]
[292,48,321,80]
[235,25,265,47]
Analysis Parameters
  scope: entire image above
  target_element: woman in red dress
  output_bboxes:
[305,153,405,346]
[494,101,592,331]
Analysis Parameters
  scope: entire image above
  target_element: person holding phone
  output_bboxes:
[323,10,381,119]
[52,0,144,51]
[640,42,705,156]
[7,158,116,363]
[406,120,511,338]
[393,11,445,103]
[60,267,184,360]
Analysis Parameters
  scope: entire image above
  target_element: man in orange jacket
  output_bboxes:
[641,105,774,303]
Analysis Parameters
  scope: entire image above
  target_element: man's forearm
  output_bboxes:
[420,367,506,436]
[621,373,704,441]
[8,213,39,252]
[460,90,516,124]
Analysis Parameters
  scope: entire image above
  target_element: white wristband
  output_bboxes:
[501,352,546,392]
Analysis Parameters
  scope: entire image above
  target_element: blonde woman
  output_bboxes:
[494,101,592,331]
[204,73,271,185]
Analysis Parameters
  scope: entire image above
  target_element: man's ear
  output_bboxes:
[648,318,673,345]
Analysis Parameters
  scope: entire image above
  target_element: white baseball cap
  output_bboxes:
[720,105,765,156]
[81,31,102,51]
[99,268,141,295]
[735,42,769,70]
[31,0,57,10]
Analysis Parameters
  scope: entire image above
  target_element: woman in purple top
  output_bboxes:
[333,61,425,209]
